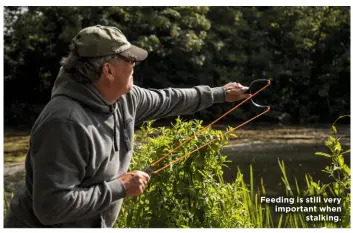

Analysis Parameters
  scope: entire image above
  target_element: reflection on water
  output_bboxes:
[222,143,351,196]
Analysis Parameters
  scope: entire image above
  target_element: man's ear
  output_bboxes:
[102,62,114,81]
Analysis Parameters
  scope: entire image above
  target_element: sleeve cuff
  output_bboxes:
[211,86,226,103]
[107,178,126,201]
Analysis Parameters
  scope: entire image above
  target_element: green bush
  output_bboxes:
[115,118,254,227]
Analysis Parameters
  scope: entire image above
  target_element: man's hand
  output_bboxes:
[119,170,150,197]
[223,82,251,102]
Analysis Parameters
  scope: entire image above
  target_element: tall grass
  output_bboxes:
[239,116,350,228]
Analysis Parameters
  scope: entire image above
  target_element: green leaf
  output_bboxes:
[334,143,342,153]
[329,136,336,142]
[338,155,344,166]
[332,115,350,128]
[311,181,318,189]
[342,164,350,175]
[325,140,332,148]
[333,183,340,196]
[320,184,330,193]
[331,125,337,134]
[315,152,331,158]
[342,149,350,155]
[271,22,279,28]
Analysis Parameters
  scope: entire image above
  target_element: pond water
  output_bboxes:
[222,142,351,196]
[4,135,351,201]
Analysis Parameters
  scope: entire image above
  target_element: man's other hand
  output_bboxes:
[119,170,150,197]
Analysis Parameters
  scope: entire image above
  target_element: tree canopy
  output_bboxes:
[4,6,350,126]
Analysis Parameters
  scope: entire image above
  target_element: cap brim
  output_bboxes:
[120,45,148,62]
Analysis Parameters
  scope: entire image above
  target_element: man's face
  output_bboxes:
[109,56,135,94]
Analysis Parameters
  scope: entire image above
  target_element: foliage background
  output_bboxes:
[3,6,350,126]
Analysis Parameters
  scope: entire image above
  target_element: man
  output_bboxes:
[4,25,250,228]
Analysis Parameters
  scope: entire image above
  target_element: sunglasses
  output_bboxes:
[117,54,136,64]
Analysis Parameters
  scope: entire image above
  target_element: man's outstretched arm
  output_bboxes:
[133,82,249,124]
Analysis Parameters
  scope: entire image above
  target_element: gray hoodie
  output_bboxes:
[4,68,226,228]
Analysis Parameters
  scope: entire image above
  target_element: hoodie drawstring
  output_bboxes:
[110,105,119,152]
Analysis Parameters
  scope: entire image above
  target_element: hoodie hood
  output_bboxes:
[51,67,119,151]
[51,67,112,113]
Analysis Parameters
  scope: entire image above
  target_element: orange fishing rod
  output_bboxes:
[143,79,271,175]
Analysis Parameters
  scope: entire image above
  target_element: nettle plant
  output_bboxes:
[312,115,350,227]
[276,115,351,228]
[115,118,253,228]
